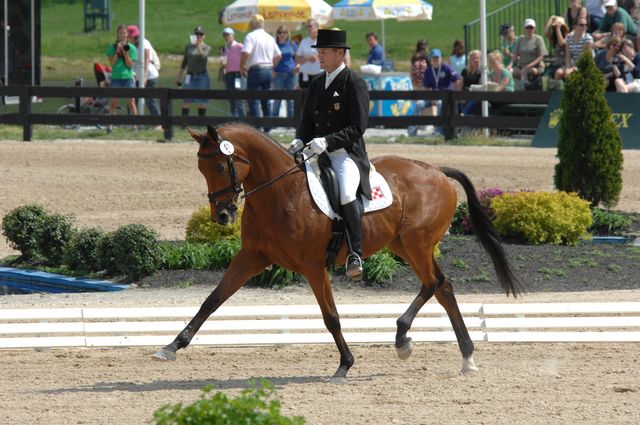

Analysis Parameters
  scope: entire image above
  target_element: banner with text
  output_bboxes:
[532,91,640,149]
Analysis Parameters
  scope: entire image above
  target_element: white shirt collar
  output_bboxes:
[325,62,346,89]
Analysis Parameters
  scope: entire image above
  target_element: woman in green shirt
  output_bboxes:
[106,24,138,131]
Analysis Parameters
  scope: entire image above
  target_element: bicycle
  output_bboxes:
[56,62,128,130]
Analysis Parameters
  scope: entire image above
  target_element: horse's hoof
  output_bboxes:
[396,338,413,360]
[460,355,479,376]
[152,348,177,361]
[330,376,349,385]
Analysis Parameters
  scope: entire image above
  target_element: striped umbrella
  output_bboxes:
[222,0,334,33]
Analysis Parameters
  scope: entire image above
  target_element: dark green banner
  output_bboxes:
[532,91,640,149]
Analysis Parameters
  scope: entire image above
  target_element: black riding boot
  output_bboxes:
[342,200,364,281]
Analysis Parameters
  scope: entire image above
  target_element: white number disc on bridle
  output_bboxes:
[220,140,234,156]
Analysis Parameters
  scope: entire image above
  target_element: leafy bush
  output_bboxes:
[251,265,298,289]
[208,238,242,269]
[491,191,593,245]
[450,202,469,235]
[363,249,399,285]
[449,188,505,235]
[589,208,633,236]
[186,205,242,243]
[153,381,305,425]
[1,204,49,261]
[38,213,76,266]
[159,242,218,270]
[554,50,623,208]
[63,228,107,274]
[100,224,162,281]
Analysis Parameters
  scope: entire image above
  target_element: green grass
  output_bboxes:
[40,0,514,81]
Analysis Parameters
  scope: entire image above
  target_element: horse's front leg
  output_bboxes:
[306,267,354,384]
[152,248,270,361]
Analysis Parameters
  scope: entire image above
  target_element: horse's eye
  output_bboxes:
[215,163,225,173]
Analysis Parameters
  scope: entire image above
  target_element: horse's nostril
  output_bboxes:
[218,213,229,225]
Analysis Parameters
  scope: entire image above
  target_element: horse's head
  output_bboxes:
[189,125,250,225]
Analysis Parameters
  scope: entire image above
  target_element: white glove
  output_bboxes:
[287,138,304,154]
[308,137,327,155]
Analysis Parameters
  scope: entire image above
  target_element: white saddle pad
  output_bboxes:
[304,153,393,220]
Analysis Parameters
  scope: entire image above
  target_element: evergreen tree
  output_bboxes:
[554,50,623,207]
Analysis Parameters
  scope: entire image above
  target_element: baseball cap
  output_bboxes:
[604,0,616,6]
[524,18,536,28]
[222,27,234,35]
[430,48,442,58]
[127,25,140,37]
[193,26,205,34]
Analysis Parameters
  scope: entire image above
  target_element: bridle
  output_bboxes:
[198,138,315,213]
[197,141,249,213]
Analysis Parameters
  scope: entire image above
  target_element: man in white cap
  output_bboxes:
[221,27,244,117]
[593,0,638,40]
[513,18,548,89]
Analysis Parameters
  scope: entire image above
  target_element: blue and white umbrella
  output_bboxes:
[331,0,433,59]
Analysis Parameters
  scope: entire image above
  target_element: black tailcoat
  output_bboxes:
[296,67,372,199]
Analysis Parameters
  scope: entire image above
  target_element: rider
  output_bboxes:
[288,29,371,280]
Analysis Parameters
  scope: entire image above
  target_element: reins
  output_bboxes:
[241,152,317,199]
[198,141,316,209]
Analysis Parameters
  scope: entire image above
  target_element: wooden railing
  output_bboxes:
[1,86,551,142]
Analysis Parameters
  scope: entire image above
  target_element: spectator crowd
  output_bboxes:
[100,2,640,132]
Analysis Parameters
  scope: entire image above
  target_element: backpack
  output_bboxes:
[150,45,161,71]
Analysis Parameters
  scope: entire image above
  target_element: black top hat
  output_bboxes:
[312,29,350,49]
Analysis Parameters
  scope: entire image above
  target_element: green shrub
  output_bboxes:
[491,191,593,245]
[101,224,162,281]
[589,208,633,236]
[450,202,469,235]
[554,50,623,208]
[186,205,242,243]
[251,265,298,289]
[63,228,107,274]
[209,238,242,269]
[363,249,399,285]
[159,242,217,270]
[152,381,305,425]
[38,213,76,266]
[1,204,49,261]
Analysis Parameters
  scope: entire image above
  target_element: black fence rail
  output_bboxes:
[0,86,551,141]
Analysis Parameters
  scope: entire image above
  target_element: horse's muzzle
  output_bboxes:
[213,208,236,226]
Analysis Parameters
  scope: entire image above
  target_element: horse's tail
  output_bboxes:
[440,166,522,298]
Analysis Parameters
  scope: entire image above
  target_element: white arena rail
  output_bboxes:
[0,302,639,349]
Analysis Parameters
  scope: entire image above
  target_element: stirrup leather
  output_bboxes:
[345,252,363,281]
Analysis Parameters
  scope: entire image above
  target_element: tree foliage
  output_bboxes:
[554,51,623,208]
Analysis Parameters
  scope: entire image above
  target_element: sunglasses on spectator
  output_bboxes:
[277,31,288,35]
[525,26,534,29]
[195,32,204,36]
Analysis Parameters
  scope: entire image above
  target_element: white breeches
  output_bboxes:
[327,149,360,205]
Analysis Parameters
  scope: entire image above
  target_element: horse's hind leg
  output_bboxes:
[306,267,354,384]
[433,265,479,375]
[153,249,270,361]
[390,241,439,360]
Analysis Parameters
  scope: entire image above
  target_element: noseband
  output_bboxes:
[197,141,250,212]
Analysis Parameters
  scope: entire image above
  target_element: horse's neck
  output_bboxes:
[238,132,302,195]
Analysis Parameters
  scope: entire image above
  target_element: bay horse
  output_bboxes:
[153,123,520,383]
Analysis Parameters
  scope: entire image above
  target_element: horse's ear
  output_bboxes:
[206,125,219,142]
[187,127,203,145]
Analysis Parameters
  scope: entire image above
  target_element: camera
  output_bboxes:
[113,42,130,52]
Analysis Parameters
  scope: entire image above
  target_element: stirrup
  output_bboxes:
[345,252,363,281]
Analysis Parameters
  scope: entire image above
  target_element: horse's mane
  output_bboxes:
[216,122,291,155]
